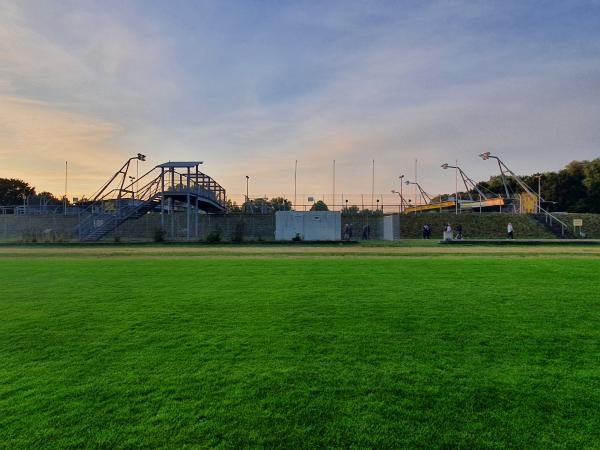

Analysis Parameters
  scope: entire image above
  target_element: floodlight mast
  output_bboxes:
[478,152,536,198]
[398,174,406,212]
[479,152,569,236]
[391,189,410,210]
[90,154,146,202]
[404,180,432,205]
[441,163,488,201]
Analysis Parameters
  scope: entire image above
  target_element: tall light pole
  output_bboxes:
[479,151,543,214]
[294,160,297,210]
[371,159,375,210]
[479,152,512,199]
[441,163,488,201]
[405,180,432,206]
[333,160,336,212]
[64,160,68,216]
[245,175,250,202]
[398,175,405,213]
[391,190,408,213]
[536,174,542,213]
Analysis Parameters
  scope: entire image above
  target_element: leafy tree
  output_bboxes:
[269,197,292,211]
[359,208,383,216]
[251,198,272,213]
[342,205,360,215]
[31,191,63,205]
[310,200,329,211]
[226,199,242,213]
[0,178,35,205]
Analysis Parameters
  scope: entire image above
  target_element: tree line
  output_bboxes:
[0,178,63,206]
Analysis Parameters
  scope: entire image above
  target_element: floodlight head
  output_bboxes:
[399,175,404,179]
[137,153,146,161]
[479,152,491,160]
[405,180,411,185]
[441,163,449,169]
[246,175,249,180]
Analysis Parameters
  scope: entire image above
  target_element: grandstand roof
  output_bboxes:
[156,161,203,168]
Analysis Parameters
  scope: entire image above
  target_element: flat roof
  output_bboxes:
[156,161,203,168]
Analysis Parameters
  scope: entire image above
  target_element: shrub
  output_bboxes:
[206,227,222,244]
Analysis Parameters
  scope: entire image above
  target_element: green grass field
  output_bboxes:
[1,246,600,448]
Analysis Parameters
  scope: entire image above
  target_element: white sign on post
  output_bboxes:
[573,219,583,227]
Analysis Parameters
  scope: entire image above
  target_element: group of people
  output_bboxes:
[343,223,372,241]
[423,223,463,240]
[423,222,515,239]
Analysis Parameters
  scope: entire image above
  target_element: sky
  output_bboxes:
[1,0,599,205]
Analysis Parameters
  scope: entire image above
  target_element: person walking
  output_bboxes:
[422,224,430,240]
[507,222,514,239]
[343,223,349,240]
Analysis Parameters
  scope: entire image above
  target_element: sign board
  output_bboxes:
[573,219,583,227]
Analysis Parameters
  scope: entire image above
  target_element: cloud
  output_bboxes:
[0,96,125,196]
[0,1,180,117]
[0,0,599,205]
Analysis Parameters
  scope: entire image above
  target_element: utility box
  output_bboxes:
[382,214,400,240]
[275,211,341,241]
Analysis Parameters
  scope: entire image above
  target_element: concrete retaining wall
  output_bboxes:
[0,214,78,242]
[0,212,384,242]
[4,210,590,242]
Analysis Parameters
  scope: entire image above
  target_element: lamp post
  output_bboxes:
[441,163,460,215]
[398,175,405,213]
[405,180,432,205]
[479,151,544,214]
[536,175,542,213]
[478,152,512,199]
[245,176,250,202]
[391,189,407,214]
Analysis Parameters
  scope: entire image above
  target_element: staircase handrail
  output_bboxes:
[539,206,569,237]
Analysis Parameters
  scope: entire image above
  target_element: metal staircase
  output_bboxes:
[76,158,226,241]
[532,211,574,239]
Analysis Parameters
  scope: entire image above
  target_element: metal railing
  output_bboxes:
[538,206,570,237]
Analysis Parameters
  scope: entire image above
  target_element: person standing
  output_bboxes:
[456,224,463,240]
[444,223,453,241]
[422,224,429,239]
[362,224,371,240]
[507,222,514,239]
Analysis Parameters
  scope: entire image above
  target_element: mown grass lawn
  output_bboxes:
[1,256,599,449]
